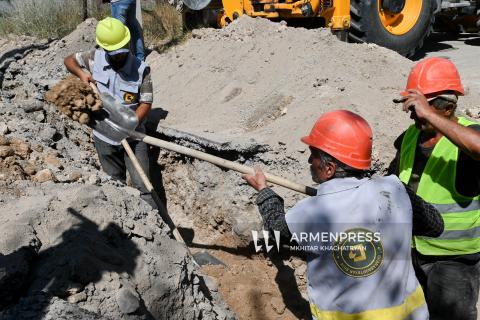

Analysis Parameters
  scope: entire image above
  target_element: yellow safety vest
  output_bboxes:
[399,117,480,256]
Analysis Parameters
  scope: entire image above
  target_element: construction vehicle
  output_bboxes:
[180,0,479,56]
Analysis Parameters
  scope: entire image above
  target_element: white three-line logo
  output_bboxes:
[252,230,281,253]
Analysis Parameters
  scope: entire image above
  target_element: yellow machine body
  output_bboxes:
[217,0,350,30]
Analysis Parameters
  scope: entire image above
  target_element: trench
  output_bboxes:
[148,132,312,320]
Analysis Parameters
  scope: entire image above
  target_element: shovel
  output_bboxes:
[91,92,318,197]
[89,85,224,266]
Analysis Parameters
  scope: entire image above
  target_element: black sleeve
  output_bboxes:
[403,183,444,237]
[456,124,480,197]
[256,188,292,241]
[387,131,406,176]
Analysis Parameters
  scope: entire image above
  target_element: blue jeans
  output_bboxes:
[111,0,145,61]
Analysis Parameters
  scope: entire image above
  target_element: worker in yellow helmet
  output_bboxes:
[64,17,155,208]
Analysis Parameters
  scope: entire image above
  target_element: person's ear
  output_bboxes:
[444,103,455,118]
[324,161,337,179]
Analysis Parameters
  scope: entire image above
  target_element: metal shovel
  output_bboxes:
[91,92,317,197]
[90,90,225,266]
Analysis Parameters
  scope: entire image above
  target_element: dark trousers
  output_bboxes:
[412,249,480,320]
[94,136,156,209]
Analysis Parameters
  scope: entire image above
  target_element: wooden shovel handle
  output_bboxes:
[140,135,317,196]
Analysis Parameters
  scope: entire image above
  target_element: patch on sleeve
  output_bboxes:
[123,92,138,104]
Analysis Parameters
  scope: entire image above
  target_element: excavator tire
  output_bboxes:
[349,0,436,57]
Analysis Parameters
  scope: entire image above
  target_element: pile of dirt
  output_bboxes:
[46,76,102,124]
[0,135,64,183]
[0,183,235,320]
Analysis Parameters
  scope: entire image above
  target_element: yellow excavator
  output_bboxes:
[180,0,479,56]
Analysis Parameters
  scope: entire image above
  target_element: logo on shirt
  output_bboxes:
[332,228,383,278]
[123,92,137,104]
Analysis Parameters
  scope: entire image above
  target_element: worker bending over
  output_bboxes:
[64,17,155,208]
[244,110,444,320]
[390,57,480,320]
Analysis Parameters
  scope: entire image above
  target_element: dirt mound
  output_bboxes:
[46,76,102,124]
[0,18,237,320]
[148,16,414,171]
[0,183,235,319]
[0,135,64,183]
[2,18,97,102]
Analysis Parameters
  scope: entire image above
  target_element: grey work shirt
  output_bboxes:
[75,49,153,145]
[75,49,153,104]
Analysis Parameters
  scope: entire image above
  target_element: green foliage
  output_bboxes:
[143,1,186,51]
[0,0,109,39]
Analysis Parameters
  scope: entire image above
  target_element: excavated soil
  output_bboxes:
[46,76,102,124]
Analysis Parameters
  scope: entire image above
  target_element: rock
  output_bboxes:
[87,174,100,185]
[0,146,14,158]
[39,127,57,141]
[32,144,43,153]
[44,153,62,168]
[270,296,286,315]
[23,163,37,176]
[132,223,153,240]
[66,283,83,295]
[33,169,56,183]
[0,122,9,135]
[34,112,45,123]
[10,139,31,158]
[116,287,140,314]
[0,136,9,146]
[67,292,87,304]
[68,171,83,182]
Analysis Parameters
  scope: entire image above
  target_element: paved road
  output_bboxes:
[412,32,480,109]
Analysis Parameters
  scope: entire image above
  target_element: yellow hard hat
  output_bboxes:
[96,17,131,51]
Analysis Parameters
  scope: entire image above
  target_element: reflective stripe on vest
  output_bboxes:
[399,117,480,256]
[310,285,426,320]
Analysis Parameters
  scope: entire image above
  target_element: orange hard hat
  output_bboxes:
[401,57,464,97]
[301,110,372,170]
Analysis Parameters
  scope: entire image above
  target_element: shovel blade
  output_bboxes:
[90,92,138,143]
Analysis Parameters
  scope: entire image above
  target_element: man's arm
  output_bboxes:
[64,54,93,84]
[137,67,153,121]
[243,167,292,240]
[402,90,480,160]
[256,188,292,240]
[403,183,444,237]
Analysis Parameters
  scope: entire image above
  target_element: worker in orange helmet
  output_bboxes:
[390,57,480,320]
[243,110,443,320]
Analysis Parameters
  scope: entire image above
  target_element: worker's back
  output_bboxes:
[286,175,428,320]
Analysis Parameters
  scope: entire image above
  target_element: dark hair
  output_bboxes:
[430,98,457,111]
[315,149,367,179]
